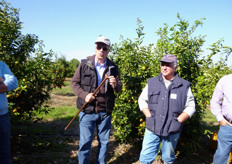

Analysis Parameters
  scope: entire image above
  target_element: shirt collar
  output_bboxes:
[162,75,175,82]
[95,58,107,67]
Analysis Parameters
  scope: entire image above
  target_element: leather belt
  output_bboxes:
[225,117,232,124]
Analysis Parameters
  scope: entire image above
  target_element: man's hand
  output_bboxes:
[177,112,190,123]
[85,93,95,103]
[109,76,117,89]
[0,77,4,83]
[219,119,232,126]
[142,108,152,118]
[0,82,7,93]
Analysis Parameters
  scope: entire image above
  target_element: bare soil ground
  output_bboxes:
[50,93,77,106]
[11,93,217,164]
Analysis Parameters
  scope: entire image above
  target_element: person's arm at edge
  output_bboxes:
[1,63,18,92]
[210,78,232,126]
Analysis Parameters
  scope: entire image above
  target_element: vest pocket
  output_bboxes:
[146,117,155,132]
[77,97,85,109]
[81,75,93,93]
[168,117,183,133]
[148,91,160,104]
[81,75,91,86]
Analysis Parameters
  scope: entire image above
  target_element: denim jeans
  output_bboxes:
[78,111,112,164]
[0,113,11,164]
[213,125,232,164]
[139,129,180,164]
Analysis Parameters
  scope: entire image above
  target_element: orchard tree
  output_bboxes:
[67,58,80,77]
[52,55,69,87]
[0,0,67,119]
[109,19,156,142]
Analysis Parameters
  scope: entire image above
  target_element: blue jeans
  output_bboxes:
[78,111,112,164]
[213,125,232,164]
[0,113,11,164]
[139,129,180,164]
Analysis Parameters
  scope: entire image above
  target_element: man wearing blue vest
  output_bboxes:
[138,54,196,164]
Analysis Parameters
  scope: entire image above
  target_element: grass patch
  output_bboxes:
[52,78,75,96]
[34,106,77,121]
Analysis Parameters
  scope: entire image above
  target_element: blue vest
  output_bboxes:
[146,73,190,136]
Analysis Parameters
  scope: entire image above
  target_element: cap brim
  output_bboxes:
[159,60,174,63]
[95,41,110,46]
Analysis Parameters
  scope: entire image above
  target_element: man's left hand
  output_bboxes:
[109,76,117,89]
[0,77,4,83]
[0,82,7,93]
[219,119,232,126]
[177,112,190,123]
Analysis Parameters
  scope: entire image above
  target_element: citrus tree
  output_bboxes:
[0,0,67,119]
[67,58,80,77]
[109,19,158,142]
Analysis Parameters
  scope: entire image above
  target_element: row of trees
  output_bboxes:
[0,0,79,120]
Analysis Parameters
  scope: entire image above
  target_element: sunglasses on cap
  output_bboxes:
[96,46,109,52]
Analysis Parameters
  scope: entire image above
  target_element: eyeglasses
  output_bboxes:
[96,46,108,51]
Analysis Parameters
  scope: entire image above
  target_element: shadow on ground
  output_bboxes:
[11,118,216,164]
[11,118,141,164]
